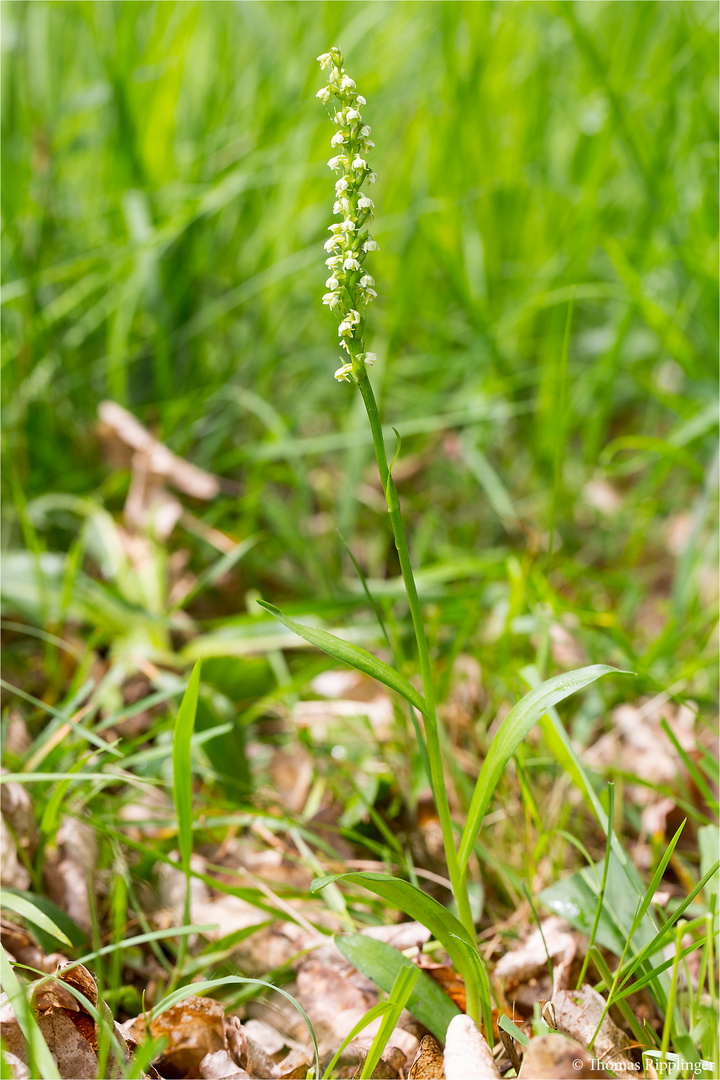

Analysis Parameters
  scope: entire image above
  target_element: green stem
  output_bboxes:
[356,373,475,943]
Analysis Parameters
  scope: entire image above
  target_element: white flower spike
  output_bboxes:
[318,46,380,385]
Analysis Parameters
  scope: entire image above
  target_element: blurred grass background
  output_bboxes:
[1,0,718,790]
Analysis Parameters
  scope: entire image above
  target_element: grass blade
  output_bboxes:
[458,665,629,872]
[361,965,419,1079]
[257,600,428,717]
[172,660,202,881]
[0,892,72,947]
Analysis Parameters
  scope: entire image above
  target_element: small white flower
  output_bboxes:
[325,255,343,267]
[338,319,354,336]
[363,239,379,252]
[364,139,375,148]
[363,288,377,301]
[333,200,342,214]
[317,52,333,68]
[346,108,361,121]
[316,86,331,102]
[362,352,377,365]
[327,155,343,170]
[340,217,355,232]
[358,196,374,209]
[343,256,361,271]
[325,276,339,289]
[340,75,356,90]
[333,111,346,126]
[323,292,341,309]
[356,94,366,105]
[347,309,361,323]
[360,274,375,287]
[351,156,367,171]
[324,236,341,252]
[367,172,377,184]
[327,223,343,232]
[335,363,354,382]
[339,338,350,352]
[330,132,345,147]
[360,125,371,136]
[335,176,349,193]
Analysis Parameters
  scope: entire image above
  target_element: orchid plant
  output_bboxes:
[259,46,629,1039]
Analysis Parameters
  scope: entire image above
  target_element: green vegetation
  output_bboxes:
[1,2,718,1077]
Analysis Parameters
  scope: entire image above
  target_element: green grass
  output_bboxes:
[1,1,718,1076]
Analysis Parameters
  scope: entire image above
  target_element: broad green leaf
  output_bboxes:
[539,852,658,959]
[335,933,461,1041]
[151,977,319,1079]
[312,871,485,1028]
[458,665,629,872]
[172,660,202,875]
[0,891,72,946]
[0,943,61,1080]
[257,601,428,717]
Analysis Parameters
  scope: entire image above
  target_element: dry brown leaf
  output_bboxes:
[518,1034,596,1078]
[98,401,220,499]
[416,956,466,1013]
[585,698,696,789]
[126,995,226,1079]
[199,1049,250,1078]
[43,817,98,933]
[552,985,635,1068]
[275,1048,313,1079]
[244,1033,281,1078]
[1,919,66,974]
[352,1045,408,1079]
[494,917,579,997]
[443,1015,499,1079]
[37,1009,99,1079]
[408,1034,445,1079]
[1,816,31,891]
[1,775,39,858]
[360,922,431,952]
[270,745,314,814]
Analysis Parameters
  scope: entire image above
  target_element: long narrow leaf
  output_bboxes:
[458,665,629,871]
[322,1002,394,1079]
[361,966,419,1079]
[257,601,428,717]
[0,892,72,947]
[172,660,202,876]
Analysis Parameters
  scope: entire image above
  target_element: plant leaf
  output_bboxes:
[0,891,72,946]
[312,870,484,1025]
[257,600,428,716]
[335,933,461,1041]
[172,659,202,875]
[458,665,630,872]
